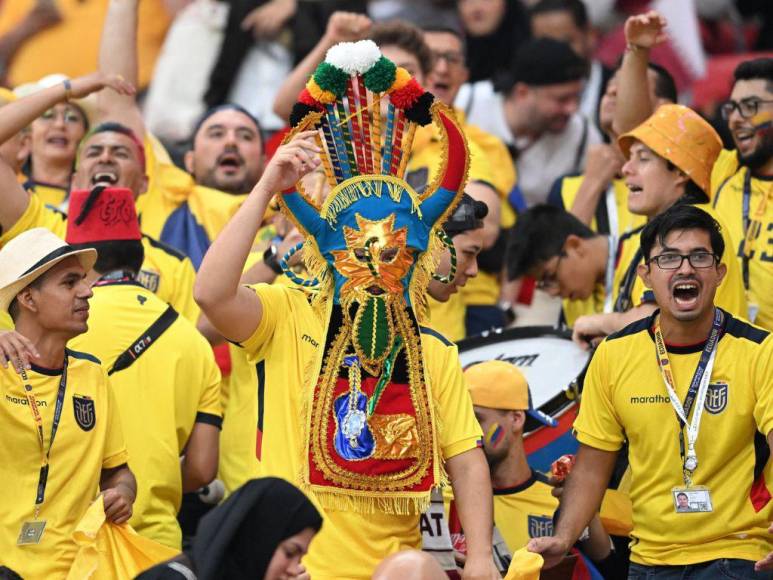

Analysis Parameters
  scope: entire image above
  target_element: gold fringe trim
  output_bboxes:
[304,486,435,516]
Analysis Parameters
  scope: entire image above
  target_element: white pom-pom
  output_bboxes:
[326,40,381,75]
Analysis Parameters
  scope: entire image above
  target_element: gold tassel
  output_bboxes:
[397,122,417,180]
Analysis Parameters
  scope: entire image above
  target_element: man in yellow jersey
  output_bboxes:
[0,74,200,322]
[97,0,265,267]
[712,58,773,331]
[196,39,498,578]
[63,186,221,550]
[508,205,619,328]
[426,194,488,342]
[571,104,747,347]
[0,228,135,579]
[530,203,773,577]
[466,361,561,553]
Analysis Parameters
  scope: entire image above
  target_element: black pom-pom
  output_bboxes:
[289,103,320,128]
[404,92,434,126]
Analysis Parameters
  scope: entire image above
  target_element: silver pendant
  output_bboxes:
[684,455,698,472]
[342,409,367,447]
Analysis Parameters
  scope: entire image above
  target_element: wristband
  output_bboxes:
[63,79,72,102]
[625,42,648,54]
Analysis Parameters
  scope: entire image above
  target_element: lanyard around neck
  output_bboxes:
[653,309,723,486]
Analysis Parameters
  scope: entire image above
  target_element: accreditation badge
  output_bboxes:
[672,486,713,513]
[17,520,46,545]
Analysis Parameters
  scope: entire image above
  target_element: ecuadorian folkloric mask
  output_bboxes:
[275,40,470,514]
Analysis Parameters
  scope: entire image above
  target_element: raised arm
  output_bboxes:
[193,131,320,342]
[613,11,668,136]
[528,444,618,569]
[272,11,371,121]
[97,0,145,137]
[0,73,133,146]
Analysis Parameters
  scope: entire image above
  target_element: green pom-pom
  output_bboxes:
[363,57,396,93]
[314,62,349,97]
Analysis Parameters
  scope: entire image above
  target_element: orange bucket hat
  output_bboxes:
[618,104,722,197]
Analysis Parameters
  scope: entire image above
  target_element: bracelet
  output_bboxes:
[63,79,72,102]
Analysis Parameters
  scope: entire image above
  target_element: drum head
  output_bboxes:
[458,326,591,411]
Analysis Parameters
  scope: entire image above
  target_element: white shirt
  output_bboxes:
[455,82,602,207]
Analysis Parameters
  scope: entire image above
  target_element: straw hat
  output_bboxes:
[618,104,722,196]
[0,228,97,312]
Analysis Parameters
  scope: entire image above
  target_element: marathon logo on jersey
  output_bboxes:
[527,515,553,538]
[137,269,160,293]
[73,395,96,431]
[704,382,728,415]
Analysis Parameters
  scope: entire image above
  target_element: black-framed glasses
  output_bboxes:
[648,252,718,270]
[720,98,773,120]
[432,51,465,67]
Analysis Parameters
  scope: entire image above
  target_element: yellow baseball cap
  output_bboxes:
[464,360,557,427]
[618,104,722,197]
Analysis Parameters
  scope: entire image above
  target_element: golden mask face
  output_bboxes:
[331,214,414,297]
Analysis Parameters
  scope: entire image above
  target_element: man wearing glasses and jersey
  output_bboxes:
[530,203,773,578]
[711,57,773,331]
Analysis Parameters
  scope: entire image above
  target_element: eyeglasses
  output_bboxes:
[433,51,465,67]
[719,98,773,120]
[647,252,718,270]
[536,253,564,290]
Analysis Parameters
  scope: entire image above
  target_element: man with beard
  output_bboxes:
[0,75,200,323]
[458,36,601,208]
[98,0,264,267]
[711,58,773,331]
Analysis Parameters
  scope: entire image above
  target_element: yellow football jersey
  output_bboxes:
[69,282,221,549]
[611,203,748,318]
[0,194,199,322]
[24,180,68,209]
[427,293,466,343]
[711,149,773,331]
[237,283,482,579]
[0,349,128,578]
[494,471,559,554]
[574,310,773,565]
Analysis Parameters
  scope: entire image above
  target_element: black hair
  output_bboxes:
[529,0,588,30]
[648,62,678,103]
[733,57,773,91]
[83,122,146,171]
[639,204,724,262]
[443,193,488,237]
[191,103,262,143]
[71,240,144,276]
[422,24,468,55]
[506,204,596,280]
[8,275,46,323]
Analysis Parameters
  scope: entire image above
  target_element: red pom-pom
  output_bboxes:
[390,79,424,109]
[298,88,321,109]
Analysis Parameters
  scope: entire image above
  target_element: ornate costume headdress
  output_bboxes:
[278,40,469,513]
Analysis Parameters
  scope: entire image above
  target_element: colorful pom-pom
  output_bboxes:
[363,57,397,93]
[388,67,412,93]
[404,92,435,126]
[313,62,350,97]
[306,78,337,104]
[298,88,321,108]
[389,78,424,109]
[326,40,381,75]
